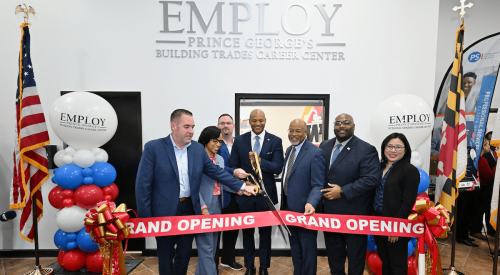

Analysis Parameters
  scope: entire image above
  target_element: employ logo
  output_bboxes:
[468,51,482,63]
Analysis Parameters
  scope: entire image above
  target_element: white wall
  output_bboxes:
[0,0,439,250]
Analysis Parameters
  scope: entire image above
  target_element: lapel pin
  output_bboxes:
[267,139,270,141]
[347,147,351,150]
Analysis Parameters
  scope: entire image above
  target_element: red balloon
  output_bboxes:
[63,190,74,198]
[63,198,74,208]
[61,248,87,271]
[49,186,65,210]
[58,250,68,268]
[74,185,104,209]
[86,250,104,273]
[102,187,112,195]
[366,251,373,261]
[109,183,119,201]
[103,195,112,202]
[367,253,383,275]
[407,254,416,275]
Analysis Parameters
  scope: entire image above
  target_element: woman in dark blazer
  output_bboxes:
[373,132,420,275]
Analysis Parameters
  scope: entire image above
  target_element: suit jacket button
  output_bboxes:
[175,205,177,208]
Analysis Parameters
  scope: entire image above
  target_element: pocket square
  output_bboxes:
[266,152,272,154]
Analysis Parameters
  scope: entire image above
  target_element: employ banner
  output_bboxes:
[124,211,424,238]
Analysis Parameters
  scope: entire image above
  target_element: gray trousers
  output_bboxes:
[195,195,222,275]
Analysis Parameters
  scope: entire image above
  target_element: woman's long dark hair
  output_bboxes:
[380,133,412,164]
[198,126,221,147]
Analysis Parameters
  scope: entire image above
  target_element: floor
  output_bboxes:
[0,234,496,275]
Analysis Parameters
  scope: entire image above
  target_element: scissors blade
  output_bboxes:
[260,189,291,237]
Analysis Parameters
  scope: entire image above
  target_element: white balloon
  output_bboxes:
[370,94,434,149]
[411,159,423,168]
[100,149,109,162]
[412,151,420,159]
[49,92,118,150]
[63,155,73,164]
[65,147,76,156]
[56,206,87,232]
[92,148,101,155]
[73,149,96,168]
[95,155,105,162]
[53,150,66,168]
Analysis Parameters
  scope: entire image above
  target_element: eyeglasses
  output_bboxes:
[212,139,224,145]
[385,145,405,151]
[334,120,352,126]
[218,122,233,126]
[287,129,303,134]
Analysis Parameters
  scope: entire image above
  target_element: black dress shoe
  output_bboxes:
[457,238,478,247]
[466,237,475,243]
[259,268,269,275]
[245,268,256,275]
[221,261,243,270]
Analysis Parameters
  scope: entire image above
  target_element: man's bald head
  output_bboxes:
[335,113,354,124]
[249,109,266,135]
[288,119,307,145]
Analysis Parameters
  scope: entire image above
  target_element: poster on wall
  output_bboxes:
[239,99,326,149]
[431,34,500,188]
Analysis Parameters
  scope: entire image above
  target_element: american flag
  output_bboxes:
[435,26,467,226]
[10,24,50,242]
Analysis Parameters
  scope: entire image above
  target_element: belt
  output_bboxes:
[179,197,191,202]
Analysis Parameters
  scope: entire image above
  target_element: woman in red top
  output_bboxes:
[476,139,496,238]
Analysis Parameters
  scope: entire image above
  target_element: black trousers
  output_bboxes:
[480,183,496,235]
[215,193,240,265]
[155,200,195,275]
[324,231,367,275]
[374,235,410,275]
[469,189,484,234]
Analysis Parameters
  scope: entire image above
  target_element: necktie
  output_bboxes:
[283,146,296,196]
[254,136,261,156]
[330,144,343,166]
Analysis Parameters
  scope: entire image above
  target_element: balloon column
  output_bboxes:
[366,169,430,275]
[48,92,118,273]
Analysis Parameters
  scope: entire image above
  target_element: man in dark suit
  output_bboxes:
[214,114,244,271]
[230,109,284,275]
[320,113,381,275]
[135,109,256,275]
[281,119,325,275]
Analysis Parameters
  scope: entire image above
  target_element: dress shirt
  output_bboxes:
[209,154,221,196]
[282,139,306,182]
[224,139,233,154]
[329,136,353,166]
[169,134,191,198]
[251,130,266,155]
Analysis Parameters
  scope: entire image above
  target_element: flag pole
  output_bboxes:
[493,189,500,274]
[32,191,40,267]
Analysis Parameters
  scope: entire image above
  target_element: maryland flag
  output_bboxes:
[10,24,50,242]
[434,26,468,226]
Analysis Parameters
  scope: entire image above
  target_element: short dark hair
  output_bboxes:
[380,133,412,164]
[486,131,493,139]
[464,72,477,80]
[170,109,193,122]
[218,114,233,123]
[198,126,221,147]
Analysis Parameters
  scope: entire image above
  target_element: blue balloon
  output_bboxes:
[67,241,77,250]
[91,162,117,187]
[83,177,94,185]
[417,168,430,194]
[54,164,84,190]
[54,229,72,251]
[82,168,92,177]
[66,233,77,242]
[54,168,59,174]
[411,237,417,248]
[407,239,415,258]
[367,235,377,252]
[77,228,99,252]
[51,176,56,183]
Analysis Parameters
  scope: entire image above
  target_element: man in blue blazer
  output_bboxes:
[281,119,325,275]
[229,109,284,275]
[135,109,256,275]
[320,113,381,275]
[214,114,244,271]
